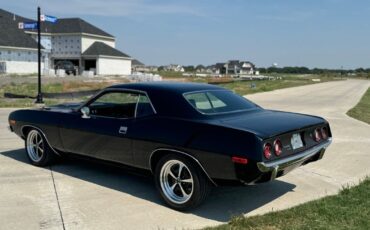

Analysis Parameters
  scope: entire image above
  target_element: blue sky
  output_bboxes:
[2,0,370,68]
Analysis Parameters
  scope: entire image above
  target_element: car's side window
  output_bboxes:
[88,91,139,119]
[136,94,155,117]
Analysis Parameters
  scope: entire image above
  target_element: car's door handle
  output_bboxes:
[119,126,128,135]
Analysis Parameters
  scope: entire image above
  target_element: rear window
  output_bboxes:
[184,90,257,114]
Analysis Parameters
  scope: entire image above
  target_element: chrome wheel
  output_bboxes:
[26,130,44,162]
[160,160,194,204]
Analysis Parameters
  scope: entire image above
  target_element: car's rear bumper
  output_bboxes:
[254,138,332,182]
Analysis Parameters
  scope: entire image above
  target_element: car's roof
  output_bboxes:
[107,82,229,118]
[108,82,225,94]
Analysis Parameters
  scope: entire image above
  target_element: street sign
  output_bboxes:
[40,14,57,23]
[20,22,38,29]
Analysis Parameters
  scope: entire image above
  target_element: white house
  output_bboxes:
[0,10,41,73]
[205,60,256,75]
[82,42,132,75]
[0,9,132,75]
[164,64,185,72]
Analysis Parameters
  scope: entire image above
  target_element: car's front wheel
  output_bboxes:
[154,154,211,210]
[25,129,56,166]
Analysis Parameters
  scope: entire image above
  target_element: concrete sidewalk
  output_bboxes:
[0,79,369,230]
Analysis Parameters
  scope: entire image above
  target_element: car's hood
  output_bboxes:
[39,102,83,113]
[217,109,326,139]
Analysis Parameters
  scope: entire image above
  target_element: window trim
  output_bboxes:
[78,88,157,119]
[183,89,258,115]
[135,94,156,118]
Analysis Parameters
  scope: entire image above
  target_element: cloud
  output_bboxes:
[19,0,204,17]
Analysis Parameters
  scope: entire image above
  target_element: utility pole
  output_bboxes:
[35,6,43,104]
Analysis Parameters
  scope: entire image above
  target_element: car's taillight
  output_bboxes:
[314,128,321,142]
[321,127,328,140]
[231,156,248,164]
[274,139,283,156]
[263,143,272,159]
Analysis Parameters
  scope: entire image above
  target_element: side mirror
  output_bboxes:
[81,106,90,119]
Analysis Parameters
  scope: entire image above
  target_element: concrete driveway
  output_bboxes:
[0,79,369,230]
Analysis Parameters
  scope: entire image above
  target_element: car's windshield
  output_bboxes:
[184,90,258,115]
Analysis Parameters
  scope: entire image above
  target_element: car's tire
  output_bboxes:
[154,154,211,211]
[25,129,57,166]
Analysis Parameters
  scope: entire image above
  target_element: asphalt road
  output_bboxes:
[0,79,369,230]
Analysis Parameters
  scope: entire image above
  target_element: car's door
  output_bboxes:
[59,90,142,165]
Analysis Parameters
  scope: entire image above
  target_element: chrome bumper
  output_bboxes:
[257,138,332,181]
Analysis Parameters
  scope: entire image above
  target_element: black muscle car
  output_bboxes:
[8,82,332,210]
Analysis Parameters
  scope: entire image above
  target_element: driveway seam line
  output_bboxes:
[50,166,66,230]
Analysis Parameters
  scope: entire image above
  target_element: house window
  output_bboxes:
[8,51,11,54]
[28,51,31,55]
[18,53,21,56]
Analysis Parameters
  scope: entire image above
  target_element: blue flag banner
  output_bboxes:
[41,15,58,23]
[19,22,38,29]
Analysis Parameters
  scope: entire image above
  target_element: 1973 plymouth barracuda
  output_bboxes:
[8,82,332,210]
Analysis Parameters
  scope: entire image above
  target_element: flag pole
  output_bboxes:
[35,6,43,104]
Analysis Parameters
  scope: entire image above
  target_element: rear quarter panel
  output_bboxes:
[131,116,262,180]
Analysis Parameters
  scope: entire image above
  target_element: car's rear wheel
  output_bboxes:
[154,154,211,210]
[25,129,56,166]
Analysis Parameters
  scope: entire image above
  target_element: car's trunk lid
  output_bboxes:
[217,109,325,139]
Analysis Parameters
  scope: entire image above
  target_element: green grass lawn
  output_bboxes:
[0,74,342,108]
[220,74,340,96]
[205,178,370,230]
[0,81,111,107]
[347,87,370,124]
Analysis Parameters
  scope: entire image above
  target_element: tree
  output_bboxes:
[355,68,365,73]
[195,65,205,70]
[184,65,195,72]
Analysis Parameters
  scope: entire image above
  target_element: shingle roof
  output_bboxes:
[215,63,225,69]
[0,9,40,49]
[41,18,114,37]
[82,42,131,58]
[132,59,144,66]
[227,60,240,68]
[239,61,255,68]
[0,8,114,38]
